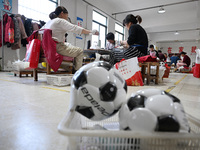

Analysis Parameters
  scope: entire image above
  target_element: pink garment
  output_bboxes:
[42,29,63,72]
[150,51,156,57]
[177,62,187,69]
[63,56,74,61]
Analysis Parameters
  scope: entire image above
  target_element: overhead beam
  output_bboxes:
[82,0,122,23]
[112,0,199,15]
[147,28,200,34]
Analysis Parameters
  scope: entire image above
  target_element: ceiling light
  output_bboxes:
[174,31,179,35]
[158,7,166,14]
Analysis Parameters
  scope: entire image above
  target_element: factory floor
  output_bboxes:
[0,71,200,150]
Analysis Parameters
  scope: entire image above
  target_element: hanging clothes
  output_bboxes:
[11,15,28,50]
[4,14,14,44]
[0,13,14,47]
[39,20,46,28]
[10,15,21,44]
[0,18,3,47]
[32,22,39,31]
[16,16,27,39]
[24,18,33,37]
[21,15,26,24]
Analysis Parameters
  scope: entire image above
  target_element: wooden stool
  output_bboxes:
[82,58,95,65]
[139,62,159,85]
[14,70,33,77]
[33,58,74,81]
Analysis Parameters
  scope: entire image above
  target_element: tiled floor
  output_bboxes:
[0,71,200,150]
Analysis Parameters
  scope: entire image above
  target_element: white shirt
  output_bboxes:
[41,18,83,42]
[105,42,115,50]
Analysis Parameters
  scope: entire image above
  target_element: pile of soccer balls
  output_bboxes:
[119,88,190,133]
[70,61,190,133]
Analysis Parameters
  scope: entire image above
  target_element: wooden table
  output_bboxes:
[83,49,111,64]
[84,49,111,55]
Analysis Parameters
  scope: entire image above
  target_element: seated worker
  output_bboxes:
[49,11,70,42]
[148,44,158,57]
[158,50,166,62]
[170,54,180,66]
[100,32,119,61]
[105,32,116,50]
[164,53,171,63]
[41,6,99,72]
[109,14,148,65]
[176,51,191,70]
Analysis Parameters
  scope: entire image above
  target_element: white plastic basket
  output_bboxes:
[58,109,200,150]
[46,74,73,86]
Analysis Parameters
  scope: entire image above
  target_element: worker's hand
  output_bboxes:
[91,29,99,35]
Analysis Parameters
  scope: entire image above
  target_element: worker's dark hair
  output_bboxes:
[123,14,142,26]
[149,44,154,48]
[49,12,57,20]
[180,51,187,55]
[106,32,115,40]
[54,6,68,16]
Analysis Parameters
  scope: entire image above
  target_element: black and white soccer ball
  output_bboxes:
[119,88,190,133]
[160,61,165,67]
[70,61,127,121]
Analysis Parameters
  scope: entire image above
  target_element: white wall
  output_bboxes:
[61,0,124,49]
[12,0,18,14]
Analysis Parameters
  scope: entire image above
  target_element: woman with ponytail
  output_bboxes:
[42,6,99,72]
[110,14,148,65]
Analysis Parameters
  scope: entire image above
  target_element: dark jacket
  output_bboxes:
[183,55,191,67]
[158,53,166,61]
[24,18,33,37]
[127,24,148,55]
[10,15,21,43]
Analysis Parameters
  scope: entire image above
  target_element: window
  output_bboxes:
[92,10,107,49]
[18,0,58,22]
[115,23,124,43]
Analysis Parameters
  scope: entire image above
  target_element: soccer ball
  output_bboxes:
[136,88,181,103]
[119,88,190,132]
[70,61,127,121]
[160,61,165,67]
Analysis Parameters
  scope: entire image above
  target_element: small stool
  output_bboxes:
[82,58,95,65]
[14,70,33,77]
[139,62,159,85]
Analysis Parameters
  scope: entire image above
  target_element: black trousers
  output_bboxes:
[109,47,146,65]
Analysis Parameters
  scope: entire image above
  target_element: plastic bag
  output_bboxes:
[25,39,41,69]
[12,59,30,71]
[115,57,144,86]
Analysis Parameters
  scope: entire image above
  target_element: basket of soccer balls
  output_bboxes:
[58,61,200,150]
